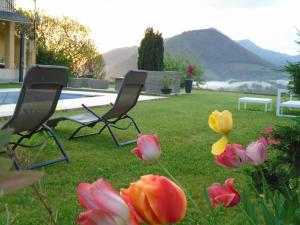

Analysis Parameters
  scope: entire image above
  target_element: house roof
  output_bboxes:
[0,10,31,24]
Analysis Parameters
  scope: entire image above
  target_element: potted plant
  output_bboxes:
[160,74,175,94]
[185,64,195,93]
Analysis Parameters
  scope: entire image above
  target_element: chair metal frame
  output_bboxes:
[47,70,147,147]
[1,65,69,170]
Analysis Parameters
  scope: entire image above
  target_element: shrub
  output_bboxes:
[36,46,72,76]
[284,62,300,96]
[164,53,204,87]
[248,119,300,192]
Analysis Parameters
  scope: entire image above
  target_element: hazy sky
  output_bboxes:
[16,0,300,55]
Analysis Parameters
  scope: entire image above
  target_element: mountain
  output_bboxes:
[103,28,288,81]
[238,39,300,67]
[165,28,286,81]
[103,46,138,78]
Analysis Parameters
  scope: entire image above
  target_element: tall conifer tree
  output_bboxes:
[138,27,164,70]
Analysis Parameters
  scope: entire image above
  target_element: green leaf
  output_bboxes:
[0,157,12,175]
[260,202,280,225]
[0,171,43,195]
[243,191,258,223]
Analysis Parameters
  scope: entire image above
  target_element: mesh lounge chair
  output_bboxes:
[1,64,69,170]
[47,70,147,147]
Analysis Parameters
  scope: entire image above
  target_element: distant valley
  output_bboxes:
[103,28,297,93]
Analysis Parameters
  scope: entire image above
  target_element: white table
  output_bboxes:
[238,97,272,112]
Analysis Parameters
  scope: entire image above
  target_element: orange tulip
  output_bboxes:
[121,175,187,225]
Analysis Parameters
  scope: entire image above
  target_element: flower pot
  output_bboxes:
[185,79,193,93]
[160,88,172,94]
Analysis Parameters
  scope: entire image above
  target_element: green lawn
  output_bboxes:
[0,89,292,225]
[0,83,22,89]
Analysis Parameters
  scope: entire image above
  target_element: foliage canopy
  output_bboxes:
[284,31,300,95]
[16,9,105,78]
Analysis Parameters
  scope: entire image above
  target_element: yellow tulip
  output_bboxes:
[212,135,228,155]
[209,110,233,135]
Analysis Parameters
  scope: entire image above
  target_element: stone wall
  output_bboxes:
[68,78,108,89]
[115,70,182,93]
[0,69,19,82]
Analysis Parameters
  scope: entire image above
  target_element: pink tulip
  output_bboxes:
[77,179,130,225]
[131,134,161,162]
[215,144,244,168]
[208,178,240,208]
[244,139,267,166]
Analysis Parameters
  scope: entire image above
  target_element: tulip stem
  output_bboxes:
[157,160,208,225]
[238,205,257,225]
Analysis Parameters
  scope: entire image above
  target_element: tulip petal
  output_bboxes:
[133,134,161,162]
[131,147,143,160]
[215,144,242,168]
[208,178,240,208]
[127,175,187,224]
[218,111,233,134]
[77,179,130,225]
[120,188,142,225]
[208,111,221,134]
[144,176,187,224]
[245,141,266,165]
[77,208,126,225]
[214,193,237,207]
[212,136,228,155]
[78,183,97,209]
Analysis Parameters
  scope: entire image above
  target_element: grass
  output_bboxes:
[0,83,21,89]
[0,89,293,225]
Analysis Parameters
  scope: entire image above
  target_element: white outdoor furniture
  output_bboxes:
[238,97,272,112]
[276,89,300,117]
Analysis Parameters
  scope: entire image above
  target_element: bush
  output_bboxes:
[36,45,72,76]
[248,120,300,192]
[284,62,300,96]
[164,53,204,87]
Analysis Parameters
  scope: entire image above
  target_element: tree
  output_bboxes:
[284,31,300,95]
[138,27,164,71]
[36,46,72,74]
[16,9,105,78]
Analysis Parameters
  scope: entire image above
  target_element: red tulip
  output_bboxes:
[264,127,280,145]
[208,178,240,208]
[215,144,244,168]
[122,175,187,225]
[131,134,161,162]
[77,179,130,225]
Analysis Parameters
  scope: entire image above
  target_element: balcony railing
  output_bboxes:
[0,0,16,12]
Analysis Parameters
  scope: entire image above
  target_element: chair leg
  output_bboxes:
[43,125,69,162]
[127,115,142,133]
[69,124,87,140]
[69,123,104,140]
[106,116,141,147]
[8,126,69,170]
